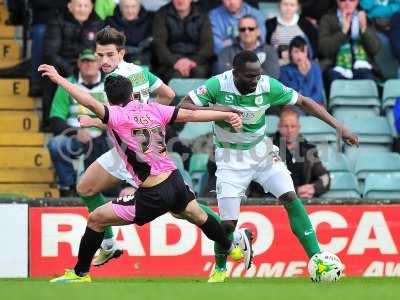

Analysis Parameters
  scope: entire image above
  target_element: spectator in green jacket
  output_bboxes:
[47,49,110,197]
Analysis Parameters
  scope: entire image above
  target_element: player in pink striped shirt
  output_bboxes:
[39,65,253,283]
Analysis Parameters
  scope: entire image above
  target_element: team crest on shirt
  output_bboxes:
[255,95,263,106]
[196,85,208,95]
[257,52,266,64]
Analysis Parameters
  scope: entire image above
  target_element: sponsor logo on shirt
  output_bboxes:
[225,94,234,104]
[255,95,263,106]
[196,85,208,96]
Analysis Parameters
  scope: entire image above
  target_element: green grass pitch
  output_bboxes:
[1,277,398,300]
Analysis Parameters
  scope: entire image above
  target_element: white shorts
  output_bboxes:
[96,148,137,188]
[215,138,295,220]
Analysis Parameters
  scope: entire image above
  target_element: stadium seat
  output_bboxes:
[386,109,398,137]
[178,122,213,140]
[299,116,337,143]
[363,173,400,199]
[265,115,279,135]
[189,153,209,174]
[259,2,280,19]
[0,40,20,60]
[320,172,360,199]
[168,78,206,99]
[323,152,351,173]
[338,116,392,145]
[382,79,400,113]
[332,107,378,119]
[329,80,380,115]
[354,152,400,180]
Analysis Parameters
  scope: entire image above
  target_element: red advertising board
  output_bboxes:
[29,205,400,277]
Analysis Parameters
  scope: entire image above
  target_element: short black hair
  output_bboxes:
[289,36,307,52]
[96,26,126,49]
[104,75,132,106]
[233,51,260,69]
[239,14,258,24]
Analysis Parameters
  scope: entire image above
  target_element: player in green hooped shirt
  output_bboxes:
[69,27,244,280]
[181,50,359,283]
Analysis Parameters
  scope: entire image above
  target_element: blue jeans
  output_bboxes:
[31,23,46,82]
[47,135,86,189]
[48,133,111,189]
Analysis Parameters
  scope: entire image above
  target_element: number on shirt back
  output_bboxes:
[131,126,166,154]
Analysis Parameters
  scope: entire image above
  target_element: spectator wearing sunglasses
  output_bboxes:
[319,0,380,91]
[266,0,318,66]
[209,0,266,55]
[217,14,280,78]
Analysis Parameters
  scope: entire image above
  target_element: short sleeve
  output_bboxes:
[268,77,298,106]
[188,76,220,107]
[154,103,180,126]
[101,105,125,128]
[144,68,162,92]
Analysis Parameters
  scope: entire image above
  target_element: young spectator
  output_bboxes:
[266,0,318,65]
[47,49,110,197]
[152,0,213,83]
[272,109,330,198]
[29,0,68,96]
[319,0,380,88]
[209,0,266,55]
[94,0,119,20]
[217,14,280,78]
[280,36,324,108]
[42,0,104,130]
[106,0,152,66]
[389,12,400,61]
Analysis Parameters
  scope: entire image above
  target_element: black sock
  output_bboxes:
[200,215,232,251]
[74,227,104,276]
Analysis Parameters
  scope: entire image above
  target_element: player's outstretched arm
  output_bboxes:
[78,115,107,130]
[38,64,105,119]
[179,96,239,113]
[175,108,242,131]
[154,83,175,105]
[296,95,359,146]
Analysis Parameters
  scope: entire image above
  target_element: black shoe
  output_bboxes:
[29,81,42,97]
[60,187,77,197]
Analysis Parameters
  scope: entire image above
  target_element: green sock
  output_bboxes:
[283,198,320,258]
[81,193,114,239]
[199,203,231,271]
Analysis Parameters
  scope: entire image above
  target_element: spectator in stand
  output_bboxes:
[266,0,318,66]
[29,0,68,97]
[319,0,380,90]
[152,0,213,83]
[209,0,266,55]
[106,0,152,66]
[361,0,400,33]
[272,109,330,198]
[217,14,280,78]
[280,36,324,111]
[47,49,110,197]
[42,0,104,130]
[389,12,400,61]
[299,0,336,24]
[197,0,260,12]
[94,0,119,20]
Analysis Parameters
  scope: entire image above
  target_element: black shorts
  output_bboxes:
[112,170,196,226]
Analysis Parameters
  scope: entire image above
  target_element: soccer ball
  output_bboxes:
[308,251,344,282]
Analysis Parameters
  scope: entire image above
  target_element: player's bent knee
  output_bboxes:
[279,191,297,203]
[76,180,96,197]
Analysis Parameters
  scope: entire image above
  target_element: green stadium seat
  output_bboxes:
[191,171,208,197]
[321,172,360,199]
[354,153,400,180]
[323,152,351,172]
[168,78,206,99]
[181,169,193,188]
[299,116,337,143]
[386,109,398,137]
[189,153,209,174]
[329,80,380,115]
[363,173,400,199]
[178,122,213,140]
[332,107,378,119]
[265,115,279,135]
[338,116,392,144]
[259,2,280,19]
[382,79,400,112]
[344,145,391,170]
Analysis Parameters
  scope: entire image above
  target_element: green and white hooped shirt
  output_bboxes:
[189,70,298,150]
[108,61,162,103]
